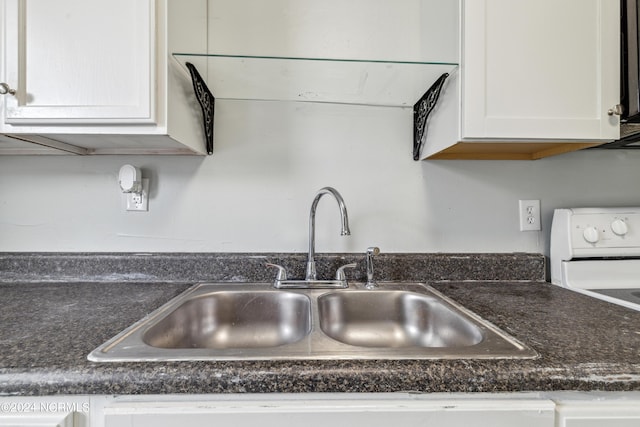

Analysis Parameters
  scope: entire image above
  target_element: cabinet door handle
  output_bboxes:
[608,104,624,116]
[0,83,16,96]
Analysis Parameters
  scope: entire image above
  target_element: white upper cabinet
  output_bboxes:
[0,0,207,155]
[463,0,620,141]
[422,0,621,160]
[3,0,152,125]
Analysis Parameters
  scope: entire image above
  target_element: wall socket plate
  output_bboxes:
[519,199,540,231]
[125,178,149,212]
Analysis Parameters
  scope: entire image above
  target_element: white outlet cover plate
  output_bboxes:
[519,199,541,231]
[125,178,149,212]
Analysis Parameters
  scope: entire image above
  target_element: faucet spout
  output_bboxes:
[306,187,351,280]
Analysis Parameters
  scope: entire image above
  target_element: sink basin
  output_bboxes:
[318,291,483,348]
[88,282,537,361]
[143,291,311,349]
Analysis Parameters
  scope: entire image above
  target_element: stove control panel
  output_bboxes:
[550,208,640,307]
[572,213,639,248]
[551,207,640,260]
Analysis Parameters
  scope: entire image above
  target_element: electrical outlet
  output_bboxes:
[125,178,149,212]
[519,199,541,231]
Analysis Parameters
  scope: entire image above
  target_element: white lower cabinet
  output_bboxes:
[96,394,555,427]
[2,392,640,426]
[553,393,640,427]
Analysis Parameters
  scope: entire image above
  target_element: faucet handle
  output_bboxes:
[335,263,357,282]
[265,263,288,282]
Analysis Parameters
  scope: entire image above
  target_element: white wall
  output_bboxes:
[1,98,639,255]
[2,0,639,255]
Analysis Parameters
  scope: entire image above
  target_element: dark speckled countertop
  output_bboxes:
[0,252,638,396]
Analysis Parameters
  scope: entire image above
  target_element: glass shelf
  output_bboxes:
[173,53,458,107]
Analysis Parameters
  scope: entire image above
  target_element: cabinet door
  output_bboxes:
[103,398,555,427]
[1,0,154,126]
[462,0,620,141]
[556,400,640,427]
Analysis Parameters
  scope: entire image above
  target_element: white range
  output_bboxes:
[550,207,640,312]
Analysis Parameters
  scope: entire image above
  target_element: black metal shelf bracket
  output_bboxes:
[186,62,215,155]
[413,73,449,160]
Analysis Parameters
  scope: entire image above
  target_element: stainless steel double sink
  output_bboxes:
[88,282,537,361]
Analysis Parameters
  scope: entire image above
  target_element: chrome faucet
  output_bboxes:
[305,187,351,280]
[266,187,352,289]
